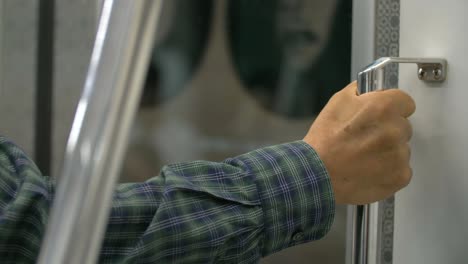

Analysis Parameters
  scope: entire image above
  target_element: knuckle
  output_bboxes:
[385,127,403,143]
[386,149,412,189]
[329,92,341,104]
[382,119,412,145]
[370,98,392,117]
[373,101,389,115]
[399,91,416,113]
[392,149,412,187]
[404,120,413,141]
[397,167,413,188]
[328,90,346,106]
[407,97,416,115]
[392,90,416,117]
[395,145,411,165]
[403,144,411,161]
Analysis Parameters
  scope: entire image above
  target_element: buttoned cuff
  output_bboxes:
[236,141,335,256]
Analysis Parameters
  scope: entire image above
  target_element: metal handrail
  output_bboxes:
[351,57,447,264]
[38,1,163,263]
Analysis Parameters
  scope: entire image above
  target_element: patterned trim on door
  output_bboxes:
[375,1,400,263]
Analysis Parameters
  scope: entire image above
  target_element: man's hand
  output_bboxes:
[304,82,416,205]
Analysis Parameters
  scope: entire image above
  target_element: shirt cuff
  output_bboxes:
[234,140,335,256]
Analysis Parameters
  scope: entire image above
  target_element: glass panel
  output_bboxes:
[121,0,352,263]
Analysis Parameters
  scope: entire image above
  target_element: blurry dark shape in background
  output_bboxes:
[227,0,352,118]
[140,0,214,108]
[141,0,352,119]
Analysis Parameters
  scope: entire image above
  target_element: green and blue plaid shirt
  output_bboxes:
[0,136,334,263]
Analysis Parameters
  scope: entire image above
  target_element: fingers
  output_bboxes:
[392,116,413,142]
[370,88,416,118]
[352,82,415,118]
[318,82,416,204]
[381,143,412,187]
[396,149,413,189]
[367,117,413,151]
[374,117,412,149]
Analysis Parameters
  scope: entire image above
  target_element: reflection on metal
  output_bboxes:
[352,56,448,264]
[37,0,163,263]
[357,57,447,94]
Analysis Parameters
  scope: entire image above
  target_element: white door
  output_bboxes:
[351,1,468,264]
[394,1,468,263]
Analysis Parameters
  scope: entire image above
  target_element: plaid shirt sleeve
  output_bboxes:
[0,136,335,263]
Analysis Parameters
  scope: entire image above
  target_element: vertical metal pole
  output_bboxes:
[37,1,163,263]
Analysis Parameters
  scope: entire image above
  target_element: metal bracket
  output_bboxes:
[417,62,446,81]
[357,57,447,94]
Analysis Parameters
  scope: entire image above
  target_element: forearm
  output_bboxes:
[0,137,335,263]
[0,137,53,263]
[103,141,335,263]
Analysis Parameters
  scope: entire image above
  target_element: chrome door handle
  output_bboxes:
[351,57,447,264]
[357,57,447,94]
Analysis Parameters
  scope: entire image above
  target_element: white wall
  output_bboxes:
[394,1,468,263]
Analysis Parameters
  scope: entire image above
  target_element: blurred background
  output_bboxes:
[0,0,352,262]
